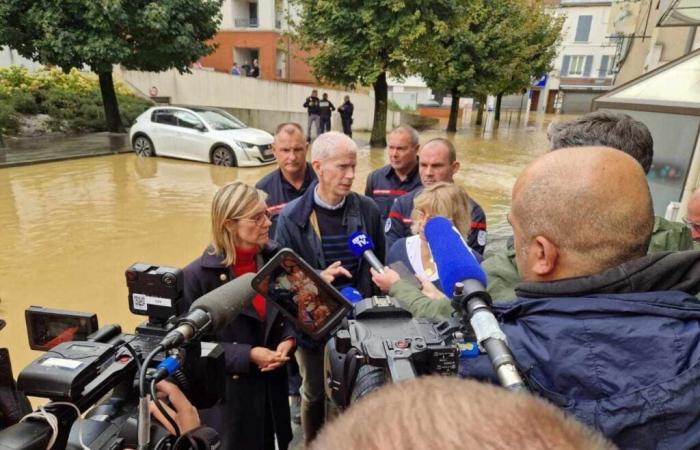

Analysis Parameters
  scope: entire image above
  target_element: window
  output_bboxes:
[569,56,586,75]
[599,55,610,78]
[174,111,204,130]
[574,15,592,42]
[152,109,176,126]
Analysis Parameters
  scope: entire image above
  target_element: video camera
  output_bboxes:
[0,263,225,450]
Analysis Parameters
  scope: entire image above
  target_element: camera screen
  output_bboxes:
[25,307,98,351]
[253,250,351,339]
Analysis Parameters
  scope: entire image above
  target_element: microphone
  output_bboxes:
[425,216,526,392]
[348,231,384,273]
[159,272,256,350]
[340,287,363,303]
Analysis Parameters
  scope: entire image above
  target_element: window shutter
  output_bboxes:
[561,56,571,77]
[575,15,592,42]
[583,55,593,77]
[599,55,610,78]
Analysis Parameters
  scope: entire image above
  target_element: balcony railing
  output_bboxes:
[234,18,258,28]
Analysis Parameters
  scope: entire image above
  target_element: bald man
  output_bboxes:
[685,187,700,243]
[375,147,700,448]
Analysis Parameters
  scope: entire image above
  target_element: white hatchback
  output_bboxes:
[129,106,276,167]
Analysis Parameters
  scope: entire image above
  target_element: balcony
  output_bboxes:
[235,17,258,28]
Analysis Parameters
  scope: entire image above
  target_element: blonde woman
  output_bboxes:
[183,181,346,450]
[385,182,480,292]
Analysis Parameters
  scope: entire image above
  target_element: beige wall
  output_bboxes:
[117,67,399,132]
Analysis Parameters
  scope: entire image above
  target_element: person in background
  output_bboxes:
[365,125,422,223]
[230,62,241,76]
[275,132,383,444]
[384,182,477,293]
[386,138,487,255]
[303,90,321,143]
[684,186,700,244]
[338,95,354,137]
[319,93,335,133]
[249,59,260,78]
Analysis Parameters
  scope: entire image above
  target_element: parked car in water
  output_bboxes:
[129,106,275,167]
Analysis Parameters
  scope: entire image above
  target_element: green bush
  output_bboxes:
[0,101,20,134]
[120,95,153,126]
[9,91,39,114]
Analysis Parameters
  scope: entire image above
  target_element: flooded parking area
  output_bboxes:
[0,114,556,373]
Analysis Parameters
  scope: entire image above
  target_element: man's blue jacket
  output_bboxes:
[460,251,700,450]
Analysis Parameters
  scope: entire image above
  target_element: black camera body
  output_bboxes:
[325,296,470,409]
[0,263,224,450]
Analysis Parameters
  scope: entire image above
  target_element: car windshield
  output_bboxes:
[196,110,247,130]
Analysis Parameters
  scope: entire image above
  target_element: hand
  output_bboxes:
[321,261,352,283]
[277,339,295,358]
[250,346,290,372]
[149,381,201,435]
[370,267,400,292]
[416,274,447,300]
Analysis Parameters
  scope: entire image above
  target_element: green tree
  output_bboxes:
[290,0,462,147]
[0,0,222,132]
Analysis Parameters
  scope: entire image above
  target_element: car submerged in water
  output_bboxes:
[129,106,276,167]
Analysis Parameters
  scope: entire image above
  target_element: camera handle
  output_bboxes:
[384,342,417,382]
[452,281,527,392]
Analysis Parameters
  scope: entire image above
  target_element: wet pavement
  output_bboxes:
[0,132,130,168]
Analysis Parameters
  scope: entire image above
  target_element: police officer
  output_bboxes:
[365,125,422,223]
[303,90,321,142]
[256,123,317,238]
[318,93,335,133]
[385,138,487,255]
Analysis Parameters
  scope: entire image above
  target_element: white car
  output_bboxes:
[129,106,276,167]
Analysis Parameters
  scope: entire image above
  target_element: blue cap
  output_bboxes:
[340,287,364,303]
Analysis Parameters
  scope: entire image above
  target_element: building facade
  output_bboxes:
[199,0,315,84]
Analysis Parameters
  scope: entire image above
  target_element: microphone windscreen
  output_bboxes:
[190,272,256,331]
[348,231,375,257]
[424,216,487,296]
[340,287,363,303]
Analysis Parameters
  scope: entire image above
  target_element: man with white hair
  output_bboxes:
[275,131,384,444]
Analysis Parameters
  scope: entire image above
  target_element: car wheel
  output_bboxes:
[133,135,155,157]
[211,146,237,167]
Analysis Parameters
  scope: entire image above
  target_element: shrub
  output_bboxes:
[9,90,39,114]
[0,102,20,134]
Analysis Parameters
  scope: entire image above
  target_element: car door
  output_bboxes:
[149,109,179,157]
[173,111,210,162]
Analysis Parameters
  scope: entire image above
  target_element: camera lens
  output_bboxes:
[162,273,176,286]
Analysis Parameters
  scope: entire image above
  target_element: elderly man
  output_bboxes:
[684,187,700,243]
[386,138,487,255]
[275,131,383,444]
[375,147,700,448]
[483,111,693,300]
[365,126,422,222]
[256,123,317,237]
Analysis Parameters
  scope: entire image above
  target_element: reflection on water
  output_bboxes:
[0,113,557,375]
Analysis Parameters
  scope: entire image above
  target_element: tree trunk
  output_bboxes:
[475,95,486,126]
[447,89,460,132]
[98,71,125,133]
[495,93,503,123]
[370,72,388,148]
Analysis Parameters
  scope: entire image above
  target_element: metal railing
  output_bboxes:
[234,17,258,28]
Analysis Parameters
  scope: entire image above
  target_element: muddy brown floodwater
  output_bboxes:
[0,114,561,380]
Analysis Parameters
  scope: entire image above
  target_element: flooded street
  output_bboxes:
[0,114,554,375]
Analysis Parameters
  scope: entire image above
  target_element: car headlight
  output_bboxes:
[233,140,256,150]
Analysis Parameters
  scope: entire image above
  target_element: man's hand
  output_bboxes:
[250,346,290,372]
[370,267,400,292]
[321,261,352,283]
[149,381,201,435]
[416,274,448,300]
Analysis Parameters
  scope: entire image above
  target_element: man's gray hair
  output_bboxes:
[548,111,654,174]
[311,131,358,161]
[390,125,420,147]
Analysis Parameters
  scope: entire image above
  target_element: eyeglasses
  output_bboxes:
[239,210,272,227]
[682,216,700,233]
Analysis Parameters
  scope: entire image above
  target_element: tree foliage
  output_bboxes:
[0,0,222,132]
[418,0,563,130]
[290,0,465,146]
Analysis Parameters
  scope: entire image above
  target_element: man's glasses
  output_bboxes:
[682,216,700,233]
[239,210,272,227]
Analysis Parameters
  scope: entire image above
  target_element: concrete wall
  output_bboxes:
[117,67,399,132]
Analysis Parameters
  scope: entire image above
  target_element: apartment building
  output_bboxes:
[199,0,314,84]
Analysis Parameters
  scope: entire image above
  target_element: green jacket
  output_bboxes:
[483,216,694,302]
[391,217,694,321]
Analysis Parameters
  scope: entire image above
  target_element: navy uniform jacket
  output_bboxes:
[183,242,294,450]
[386,188,487,255]
[256,163,317,237]
[364,163,421,223]
[462,251,700,450]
